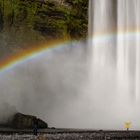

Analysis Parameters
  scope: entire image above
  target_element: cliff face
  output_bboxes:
[0,0,88,58]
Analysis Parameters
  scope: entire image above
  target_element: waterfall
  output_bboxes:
[117,0,140,100]
[89,0,140,100]
[87,0,140,129]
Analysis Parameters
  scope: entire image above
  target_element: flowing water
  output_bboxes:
[88,0,140,129]
[89,0,140,99]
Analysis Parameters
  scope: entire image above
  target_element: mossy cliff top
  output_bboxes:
[0,0,88,39]
[0,0,88,57]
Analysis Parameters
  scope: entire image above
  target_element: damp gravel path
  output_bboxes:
[0,131,140,140]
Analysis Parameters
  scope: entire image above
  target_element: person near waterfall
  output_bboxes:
[33,118,39,136]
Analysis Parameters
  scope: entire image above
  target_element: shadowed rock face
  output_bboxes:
[11,113,48,129]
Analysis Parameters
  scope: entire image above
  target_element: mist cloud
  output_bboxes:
[0,40,139,129]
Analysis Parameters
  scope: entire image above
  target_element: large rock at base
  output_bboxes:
[11,113,48,129]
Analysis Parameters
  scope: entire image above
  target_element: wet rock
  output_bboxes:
[11,113,48,129]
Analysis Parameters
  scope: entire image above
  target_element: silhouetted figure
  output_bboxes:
[33,118,38,136]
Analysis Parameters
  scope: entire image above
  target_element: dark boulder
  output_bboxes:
[11,113,48,129]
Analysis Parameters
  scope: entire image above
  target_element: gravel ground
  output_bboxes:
[0,132,139,140]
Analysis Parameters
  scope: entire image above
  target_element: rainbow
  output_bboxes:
[0,39,70,73]
[0,29,140,74]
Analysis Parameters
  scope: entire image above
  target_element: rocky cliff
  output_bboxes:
[0,0,88,58]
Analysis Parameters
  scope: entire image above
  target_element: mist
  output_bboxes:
[0,41,91,128]
[1,0,140,130]
[0,38,139,130]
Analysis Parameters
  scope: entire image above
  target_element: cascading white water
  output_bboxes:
[89,0,140,100]
[88,0,140,129]
[117,0,140,100]
[89,0,117,67]
[135,1,140,100]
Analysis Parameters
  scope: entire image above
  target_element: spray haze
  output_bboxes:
[0,42,90,128]
[0,0,140,130]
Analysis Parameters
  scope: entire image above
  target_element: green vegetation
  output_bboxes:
[65,0,88,38]
[0,0,88,39]
[0,0,88,58]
